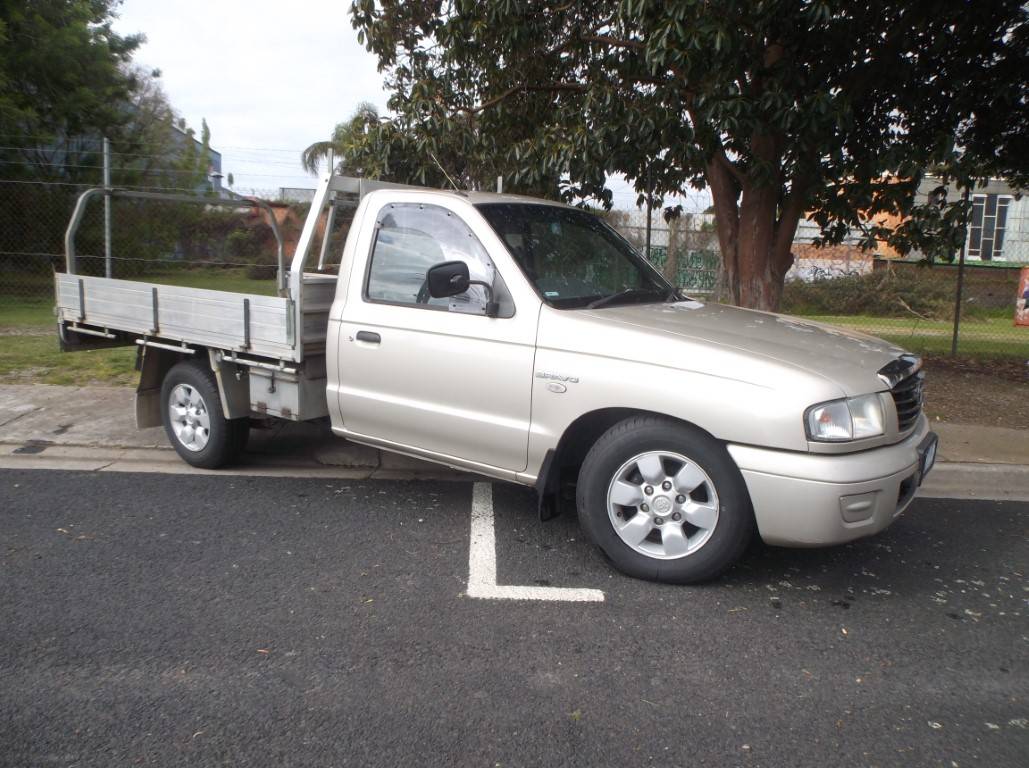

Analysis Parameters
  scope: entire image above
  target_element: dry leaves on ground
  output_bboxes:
[923,356,1028,429]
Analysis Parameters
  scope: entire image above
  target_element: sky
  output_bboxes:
[111,0,708,211]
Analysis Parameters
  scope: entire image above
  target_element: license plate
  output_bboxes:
[918,433,939,484]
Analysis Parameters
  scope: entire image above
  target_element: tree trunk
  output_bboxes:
[705,156,742,305]
[735,180,787,311]
[704,157,807,312]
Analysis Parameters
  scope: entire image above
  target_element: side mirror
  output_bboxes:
[426,260,470,298]
[426,259,501,317]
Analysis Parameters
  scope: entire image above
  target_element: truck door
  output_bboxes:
[337,201,536,473]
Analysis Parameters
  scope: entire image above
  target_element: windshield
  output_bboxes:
[475,203,677,309]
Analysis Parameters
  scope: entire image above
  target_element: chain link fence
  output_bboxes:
[0,179,302,310]
[608,209,1029,359]
[2,179,1026,363]
[609,210,722,295]
[778,260,1028,358]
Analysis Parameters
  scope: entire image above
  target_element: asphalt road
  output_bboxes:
[1,469,1026,767]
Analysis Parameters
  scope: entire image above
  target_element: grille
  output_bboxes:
[891,370,925,433]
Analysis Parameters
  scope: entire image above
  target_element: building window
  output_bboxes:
[968,194,1011,261]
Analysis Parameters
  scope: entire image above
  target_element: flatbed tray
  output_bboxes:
[55,273,298,362]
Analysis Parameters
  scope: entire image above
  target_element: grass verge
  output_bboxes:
[800,314,1029,358]
[0,269,276,386]
[0,334,138,386]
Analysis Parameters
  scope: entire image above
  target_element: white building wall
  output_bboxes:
[995,194,1028,262]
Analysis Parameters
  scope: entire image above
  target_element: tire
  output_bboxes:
[160,360,247,469]
[576,415,754,584]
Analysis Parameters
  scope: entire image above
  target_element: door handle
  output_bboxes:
[355,330,381,344]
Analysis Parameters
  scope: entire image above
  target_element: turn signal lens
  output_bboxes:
[806,395,885,442]
[807,400,852,440]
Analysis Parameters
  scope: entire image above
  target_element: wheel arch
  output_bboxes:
[136,345,249,428]
[135,345,193,428]
[536,407,723,520]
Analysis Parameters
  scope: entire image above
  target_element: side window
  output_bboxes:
[365,203,496,314]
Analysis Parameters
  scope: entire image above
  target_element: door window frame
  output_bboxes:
[361,201,511,316]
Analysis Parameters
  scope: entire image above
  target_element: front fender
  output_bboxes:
[522,349,829,482]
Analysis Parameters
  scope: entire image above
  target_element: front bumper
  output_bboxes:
[728,416,936,547]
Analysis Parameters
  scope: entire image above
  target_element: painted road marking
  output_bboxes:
[466,482,605,602]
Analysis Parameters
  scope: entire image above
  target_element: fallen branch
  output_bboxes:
[896,296,933,322]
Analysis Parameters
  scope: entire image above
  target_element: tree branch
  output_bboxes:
[715,147,746,186]
[457,82,588,114]
[579,33,645,50]
[772,173,812,274]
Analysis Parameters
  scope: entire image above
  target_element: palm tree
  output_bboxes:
[301,102,381,175]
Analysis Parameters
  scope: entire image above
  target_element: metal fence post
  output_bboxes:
[644,164,653,260]
[103,137,112,279]
[665,214,682,287]
[950,185,971,356]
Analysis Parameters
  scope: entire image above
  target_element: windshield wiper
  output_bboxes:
[586,286,675,309]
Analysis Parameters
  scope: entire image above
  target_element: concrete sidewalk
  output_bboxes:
[1,384,1027,499]
[0,384,457,480]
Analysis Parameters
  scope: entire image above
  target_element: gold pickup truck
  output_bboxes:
[56,175,938,583]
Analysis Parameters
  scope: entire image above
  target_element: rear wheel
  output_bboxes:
[161,360,247,468]
[577,415,754,584]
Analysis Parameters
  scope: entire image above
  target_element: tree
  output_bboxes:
[303,98,563,196]
[302,101,382,175]
[0,0,143,153]
[351,1,1027,310]
[110,66,214,192]
[0,0,143,269]
[874,78,1029,268]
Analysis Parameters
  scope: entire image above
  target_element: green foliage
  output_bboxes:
[0,0,215,193]
[303,101,381,175]
[0,3,225,274]
[0,0,143,145]
[883,184,972,264]
[225,228,258,261]
[351,1,1026,206]
[350,1,1028,307]
[306,97,563,196]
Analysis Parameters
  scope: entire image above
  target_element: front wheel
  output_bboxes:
[160,360,248,469]
[576,415,754,584]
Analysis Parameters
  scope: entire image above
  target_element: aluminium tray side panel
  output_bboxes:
[55,274,298,361]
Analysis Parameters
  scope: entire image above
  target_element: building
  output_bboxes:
[920,176,1027,263]
[788,176,1028,280]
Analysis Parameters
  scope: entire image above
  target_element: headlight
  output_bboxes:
[805,394,884,442]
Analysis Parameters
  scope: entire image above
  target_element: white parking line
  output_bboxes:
[466,482,605,602]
